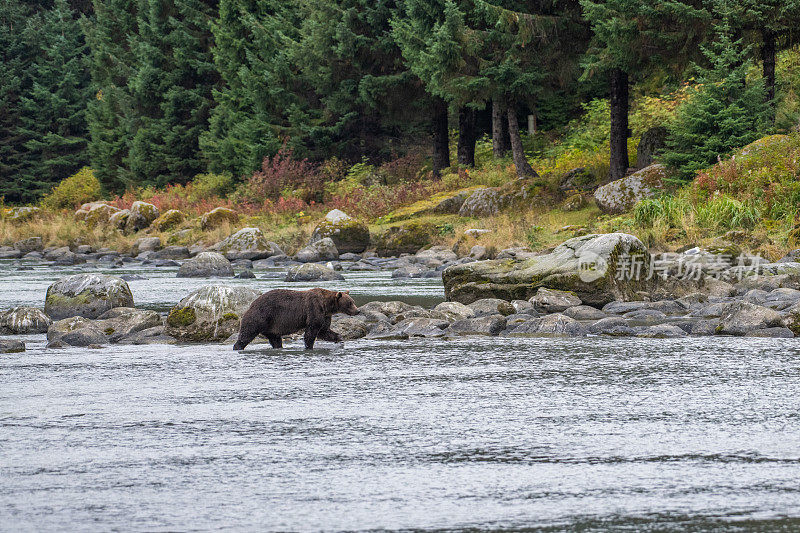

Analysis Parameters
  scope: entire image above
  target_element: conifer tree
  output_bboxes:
[17,0,91,200]
[661,18,769,180]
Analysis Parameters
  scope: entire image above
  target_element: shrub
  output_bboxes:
[634,196,691,228]
[696,196,761,231]
[245,145,322,203]
[41,167,103,210]
[190,173,235,200]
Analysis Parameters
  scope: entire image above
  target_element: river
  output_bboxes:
[2,261,800,530]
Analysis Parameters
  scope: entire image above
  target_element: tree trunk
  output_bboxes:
[492,99,509,158]
[609,68,629,181]
[762,29,776,121]
[457,106,476,167]
[431,97,450,177]
[507,101,538,179]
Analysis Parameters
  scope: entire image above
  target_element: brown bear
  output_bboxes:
[233,288,359,350]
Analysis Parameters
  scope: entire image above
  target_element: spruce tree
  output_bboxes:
[17,0,91,200]
[661,17,769,180]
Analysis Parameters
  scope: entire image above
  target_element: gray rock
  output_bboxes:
[716,301,784,336]
[165,285,261,342]
[124,201,159,233]
[563,305,606,320]
[211,227,281,261]
[459,187,504,217]
[392,317,450,338]
[44,274,134,320]
[133,237,162,255]
[444,233,650,307]
[94,307,163,343]
[285,263,344,282]
[0,339,25,353]
[151,246,191,260]
[117,325,175,345]
[177,252,234,278]
[510,299,537,315]
[295,237,339,262]
[586,316,628,335]
[47,317,107,347]
[330,316,369,340]
[235,270,256,279]
[530,287,582,313]
[415,246,458,266]
[0,307,52,334]
[636,324,688,338]
[469,245,489,260]
[310,210,370,254]
[594,164,668,214]
[623,309,667,322]
[391,264,428,279]
[433,301,476,321]
[447,315,507,336]
[0,249,24,259]
[468,298,515,317]
[433,191,469,214]
[636,126,668,169]
[506,313,585,337]
[745,327,795,338]
[13,237,43,253]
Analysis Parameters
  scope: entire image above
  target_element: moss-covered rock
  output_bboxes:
[212,227,278,260]
[44,273,134,320]
[200,207,238,230]
[594,164,669,214]
[5,206,40,223]
[177,251,234,278]
[310,210,370,254]
[150,209,185,232]
[109,209,130,231]
[84,204,121,228]
[375,222,435,257]
[125,201,160,233]
[0,307,52,334]
[443,233,651,306]
[164,285,260,342]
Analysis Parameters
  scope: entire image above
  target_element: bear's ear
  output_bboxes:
[336,291,343,299]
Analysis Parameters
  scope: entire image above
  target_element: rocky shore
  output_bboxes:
[2,228,800,353]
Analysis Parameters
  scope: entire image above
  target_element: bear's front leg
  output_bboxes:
[317,328,341,343]
[304,326,320,349]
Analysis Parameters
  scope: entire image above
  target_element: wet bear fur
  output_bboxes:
[233,288,359,350]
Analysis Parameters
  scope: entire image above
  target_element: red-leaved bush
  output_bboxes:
[245,145,323,203]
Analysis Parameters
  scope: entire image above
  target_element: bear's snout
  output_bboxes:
[345,303,359,316]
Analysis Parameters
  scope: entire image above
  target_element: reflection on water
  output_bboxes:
[3,335,800,530]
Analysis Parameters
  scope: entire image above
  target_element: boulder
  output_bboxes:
[200,207,238,230]
[594,163,668,214]
[443,233,650,306]
[13,237,43,253]
[433,192,469,214]
[636,127,668,169]
[391,264,428,279]
[636,324,688,338]
[563,305,607,320]
[310,210,370,254]
[330,317,369,340]
[392,317,450,338]
[94,307,162,343]
[716,301,784,336]
[6,206,40,223]
[375,223,434,257]
[459,187,504,217]
[559,167,596,192]
[506,313,586,337]
[108,209,130,230]
[446,315,507,336]
[0,339,25,353]
[44,274,134,320]
[433,301,476,321]
[0,307,52,334]
[47,317,107,347]
[212,227,279,260]
[150,209,185,232]
[165,285,261,342]
[295,237,339,262]
[177,252,234,278]
[285,263,344,282]
[125,201,160,233]
[468,298,515,317]
[133,237,162,255]
[150,245,191,260]
[415,245,457,266]
[84,203,121,228]
[529,288,582,313]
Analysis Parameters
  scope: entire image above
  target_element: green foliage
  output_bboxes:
[633,196,691,228]
[661,19,770,181]
[695,196,761,230]
[41,167,103,210]
[558,99,611,153]
[190,173,235,200]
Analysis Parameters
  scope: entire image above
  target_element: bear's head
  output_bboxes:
[336,291,359,315]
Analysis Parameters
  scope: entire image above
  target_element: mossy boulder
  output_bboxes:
[177,251,234,278]
[164,285,260,342]
[459,187,504,217]
[310,210,370,254]
[375,222,435,257]
[200,207,238,230]
[44,273,135,320]
[150,209,185,232]
[5,206,40,223]
[125,201,160,233]
[109,209,130,230]
[84,204,121,228]
[594,164,669,214]
[559,167,597,192]
[285,263,344,282]
[212,227,279,260]
[443,233,651,306]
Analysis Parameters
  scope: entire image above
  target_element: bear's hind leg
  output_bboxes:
[266,334,283,348]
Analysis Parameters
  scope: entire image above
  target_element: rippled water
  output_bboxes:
[2,262,800,530]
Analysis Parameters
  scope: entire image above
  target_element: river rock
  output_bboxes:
[330,317,369,340]
[295,237,339,262]
[285,263,344,282]
[444,233,650,306]
[13,237,43,253]
[392,264,428,279]
[586,316,628,335]
[177,252,234,278]
[375,223,434,257]
[310,210,370,254]
[563,305,607,320]
[212,227,280,261]
[150,209,185,232]
[165,285,261,342]
[392,317,450,338]
[433,301,475,321]
[93,307,163,343]
[716,301,784,336]
[529,288,582,313]
[0,307,52,334]
[594,164,668,214]
[117,325,175,345]
[151,246,191,260]
[447,315,507,336]
[133,237,162,255]
[415,246,458,266]
[506,314,586,337]
[47,317,107,347]
[124,201,159,233]
[84,204,120,228]
[636,324,688,338]
[0,339,25,353]
[745,327,795,338]
[44,274,134,320]
[200,207,238,230]
[468,298,515,317]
